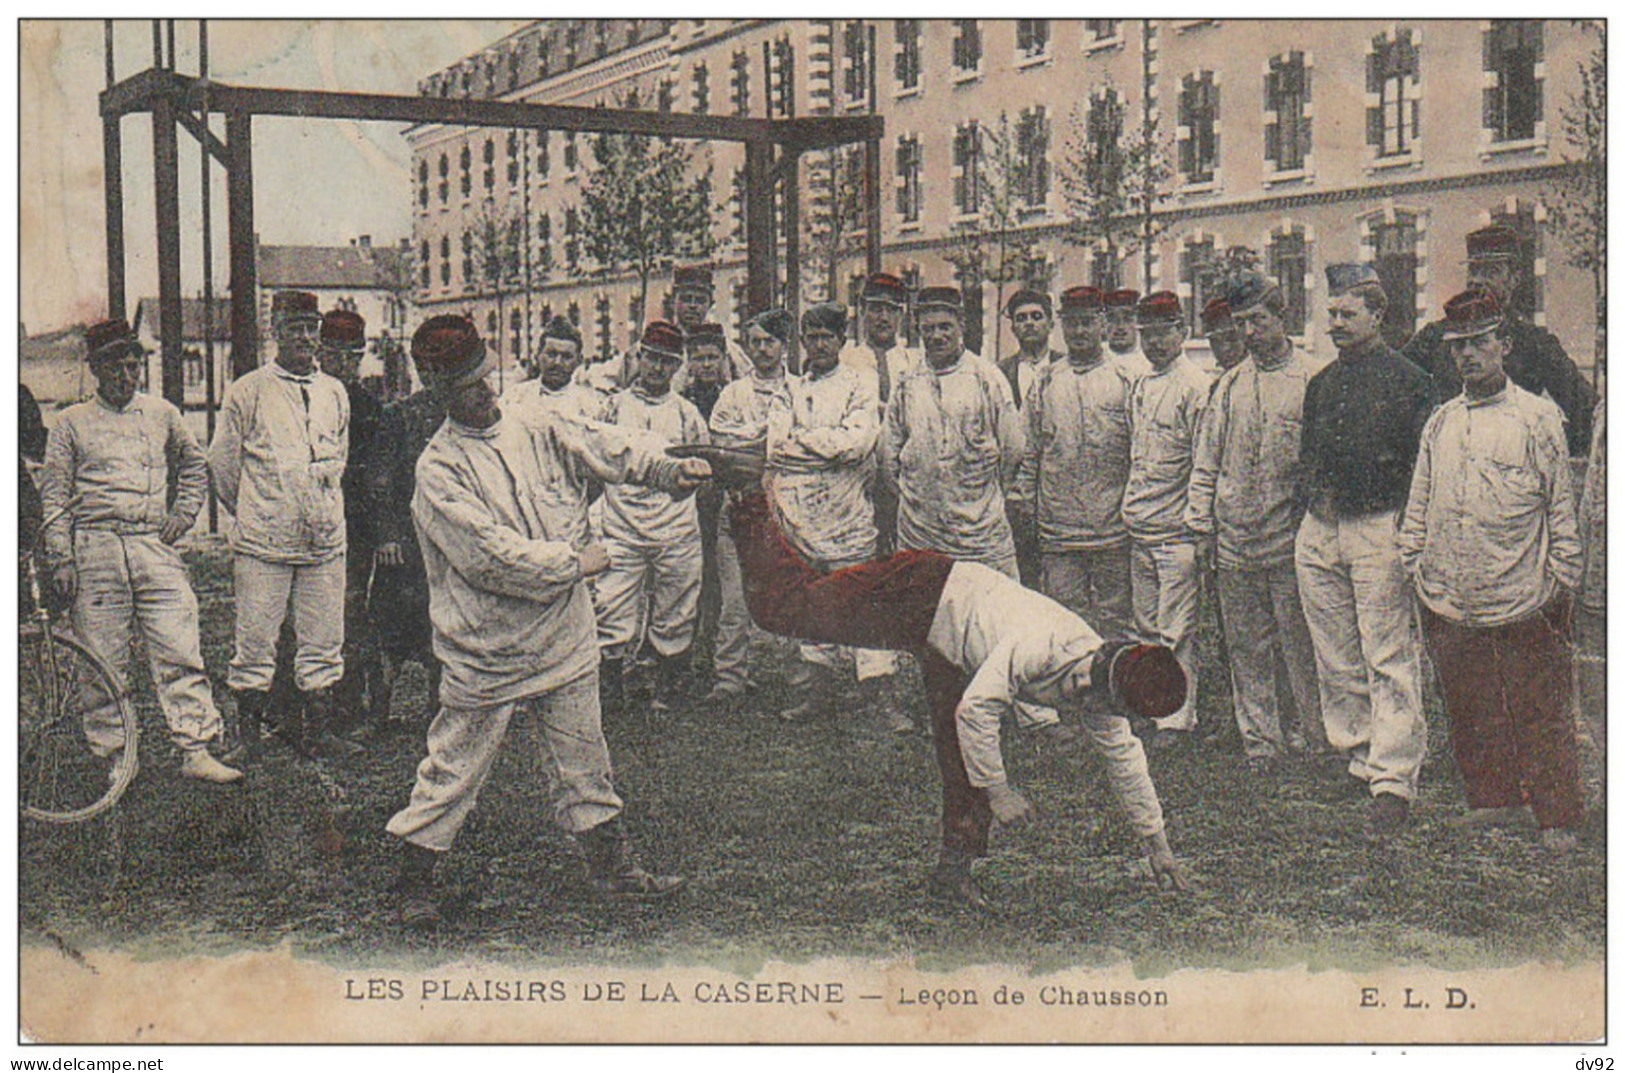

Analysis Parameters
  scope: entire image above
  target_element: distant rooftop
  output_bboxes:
[136,297,233,342]
[258,238,407,291]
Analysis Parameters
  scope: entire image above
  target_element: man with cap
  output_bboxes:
[841,271,920,556]
[1403,225,1595,455]
[1297,263,1435,837]
[682,323,733,675]
[999,288,1062,588]
[671,262,750,383]
[1011,285,1134,641]
[313,308,385,739]
[768,301,902,727]
[39,318,242,784]
[1104,288,1152,379]
[1202,297,1248,375]
[367,323,452,734]
[676,449,1188,906]
[1186,273,1325,773]
[386,315,707,923]
[210,290,353,759]
[502,315,606,425]
[593,321,711,716]
[704,307,796,706]
[882,286,1026,578]
[1399,289,1584,852]
[1123,291,1212,749]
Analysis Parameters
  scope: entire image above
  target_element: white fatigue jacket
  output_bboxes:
[598,387,709,547]
[1123,355,1211,544]
[502,378,608,424]
[1185,348,1312,569]
[1399,383,1583,628]
[208,362,349,564]
[929,562,1164,837]
[412,412,685,709]
[1113,348,1154,382]
[839,341,920,407]
[1013,355,1133,552]
[765,362,881,564]
[709,369,790,447]
[40,392,208,562]
[882,352,1025,563]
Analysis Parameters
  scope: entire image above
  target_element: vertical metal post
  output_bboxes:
[226,111,258,377]
[151,20,162,67]
[165,20,176,70]
[865,23,881,276]
[200,20,218,529]
[102,21,125,321]
[782,149,801,374]
[152,96,184,409]
[744,139,775,314]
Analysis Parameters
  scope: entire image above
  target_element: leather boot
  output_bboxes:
[927,845,993,912]
[301,688,365,759]
[578,817,686,899]
[599,657,626,717]
[650,650,691,714]
[230,688,271,764]
[395,840,442,928]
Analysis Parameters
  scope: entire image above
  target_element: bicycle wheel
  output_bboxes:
[18,623,139,824]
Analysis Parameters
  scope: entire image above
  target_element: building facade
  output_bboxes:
[407,19,1601,378]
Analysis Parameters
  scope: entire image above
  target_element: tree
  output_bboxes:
[1060,70,1173,292]
[468,203,526,389]
[807,145,868,304]
[579,88,715,334]
[941,112,1046,360]
[1546,19,1606,385]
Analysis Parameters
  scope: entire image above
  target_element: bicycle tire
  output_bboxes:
[18,622,140,824]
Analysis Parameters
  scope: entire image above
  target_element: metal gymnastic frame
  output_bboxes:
[100,20,885,404]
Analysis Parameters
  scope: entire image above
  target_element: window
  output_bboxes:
[565,208,580,270]
[1179,236,1219,338]
[537,131,551,180]
[461,231,473,285]
[537,214,552,269]
[730,166,747,245]
[730,49,751,115]
[1371,212,1419,348]
[1265,52,1311,173]
[459,144,472,197]
[1368,30,1420,159]
[691,62,710,114]
[896,136,922,224]
[1090,249,1118,290]
[1266,229,1309,335]
[1086,88,1125,169]
[510,309,523,356]
[657,78,675,113]
[953,122,981,216]
[437,153,449,204]
[506,132,519,186]
[439,236,451,285]
[952,20,981,77]
[483,138,495,193]
[183,347,204,388]
[564,132,578,174]
[595,295,613,361]
[843,22,868,105]
[593,21,609,59]
[1084,20,1120,46]
[1484,20,1542,144]
[1015,108,1050,210]
[508,49,520,91]
[1179,72,1219,185]
[770,37,795,117]
[419,241,430,288]
[564,26,579,68]
[1016,19,1050,61]
[895,20,920,93]
[416,160,428,209]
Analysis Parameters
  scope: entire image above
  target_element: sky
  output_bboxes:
[19,19,526,334]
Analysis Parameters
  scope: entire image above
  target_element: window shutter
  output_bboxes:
[1367,104,1383,147]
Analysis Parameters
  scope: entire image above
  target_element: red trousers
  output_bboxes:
[730,491,993,856]
[1421,599,1583,829]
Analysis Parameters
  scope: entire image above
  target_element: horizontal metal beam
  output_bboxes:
[100,68,882,150]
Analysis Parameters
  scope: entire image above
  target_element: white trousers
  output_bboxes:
[228,554,345,692]
[385,671,624,851]
[1217,561,1325,758]
[711,508,757,689]
[1130,539,1201,731]
[594,534,704,660]
[1294,511,1426,799]
[71,530,222,754]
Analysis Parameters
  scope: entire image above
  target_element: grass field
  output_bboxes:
[18,543,1606,974]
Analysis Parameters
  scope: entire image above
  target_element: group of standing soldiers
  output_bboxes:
[29,218,1603,922]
